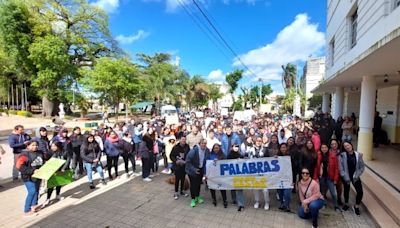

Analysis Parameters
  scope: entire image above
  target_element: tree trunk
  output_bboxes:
[42,94,57,117]
[21,85,25,110]
[7,85,10,109]
[11,84,14,109]
[24,83,28,111]
[115,100,119,122]
[16,85,19,110]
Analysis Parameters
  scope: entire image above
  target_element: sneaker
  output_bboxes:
[264,203,270,210]
[23,211,37,218]
[89,183,95,189]
[196,196,204,204]
[254,202,260,209]
[180,191,189,197]
[42,199,50,208]
[143,177,152,182]
[174,192,179,200]
[334,206,342,212]
[238,206,244,212]
[56,195,64,201]
[354,206,360,215]
[149,174,155,178]
[190,199,196,207]
[101,179,107,186]
[342,205,349,211]
[161,169,169,174]
[125,173,130,179]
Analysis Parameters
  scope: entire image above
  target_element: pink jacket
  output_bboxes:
[298,179,324,204]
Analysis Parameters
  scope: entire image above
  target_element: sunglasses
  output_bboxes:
[301,172,310,175]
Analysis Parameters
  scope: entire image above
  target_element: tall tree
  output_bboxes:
[225,69,243,110]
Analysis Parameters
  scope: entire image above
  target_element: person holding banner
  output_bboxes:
[298,167,325,228]
[81,134,106,189]
[185,139,209,207]
[277,143,292,212]
[42,141,72,208]
[206,143,227,208]
[251,136,270,211]
[226,144,245,212]
[16,140,44,217]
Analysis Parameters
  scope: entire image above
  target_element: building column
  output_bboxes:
[333,87,344,119]
[357,76,376,161]
[322,93,330,113]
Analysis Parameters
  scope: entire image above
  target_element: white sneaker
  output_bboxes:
[161,169,169,174]
[264,203,270,210]
[276,192,280,200]
[149,174,154,178]
[41,199,50,208]
[143,177,152,182]
[254,202,260,209]
[126,173,130,179]
[174,192,179,200]
[56,195,64,201]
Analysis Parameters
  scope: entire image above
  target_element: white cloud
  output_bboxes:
[208,69,225,81]
[115,30,150,45]
[233,13,325,85]
[92,0,120,13]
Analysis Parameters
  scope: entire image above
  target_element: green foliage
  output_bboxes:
[8,110,17,115]
[308,94,322,110]
[232,98,244,111]
[17,110,32,117]
[225,69,243,94]
[281,63,297,92]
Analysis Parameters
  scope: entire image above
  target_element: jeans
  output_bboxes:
[235,190,245,207]
[344,179,363,205]
[174,168,186,192]
[141,157,150,178]
[320,177,338,207]
[121,153,136,173]
[106,155,119,178]
[84,162,105,183]
[188,169,203,199]
[13,153,20,179]
[278,188,292,209]
[253,189,270,205]
[24,180,41,213]
[298,199,325,227]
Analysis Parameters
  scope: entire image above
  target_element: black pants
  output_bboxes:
[153,153,159,172]
[210,189,227,203]
[141,157,150,178]
[121,153,136,173]
[47,186,62,200]
[72,148,84,175]
[344,179,363,205]
[175,169,186,192]
[107,155,119,178]
[188,170,203,200]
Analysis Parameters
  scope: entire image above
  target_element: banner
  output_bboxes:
[206,156,293,190]
[32,158,66,180]
[47,170,74,189]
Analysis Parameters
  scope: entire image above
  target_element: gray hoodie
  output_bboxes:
[338,151,365,183]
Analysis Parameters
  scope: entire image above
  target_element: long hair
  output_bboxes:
[303,139,317,159]
[211,143,225,160]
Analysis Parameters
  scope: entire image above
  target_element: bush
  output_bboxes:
[16,110,33,117]
[8,110,17,115]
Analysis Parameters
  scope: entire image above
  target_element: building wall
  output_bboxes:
[344,90,361,118]
[377,85,400,143]
[326,0,400,79]
[304,57,325,98]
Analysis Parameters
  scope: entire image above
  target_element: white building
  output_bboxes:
[302,57,326,111]
[314,0,400,161]
[208,83,233,111]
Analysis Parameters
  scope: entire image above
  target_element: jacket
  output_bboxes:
[81,142,101,163]
[185,145,210,177]
[298,179,324,204]
[170,143,190,171]
[120,137,135,154]
[104,139,122,157]
[50,149,71,171]
[311,133,321,152]
[338,151,365,183]
[315,151,339,182]
[8,132,31,154]
[186,132,204,149]
[221,133,241,157]
[16,150,44,182]
[33,136,50,159]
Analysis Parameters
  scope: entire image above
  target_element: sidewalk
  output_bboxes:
[0,162,377,228]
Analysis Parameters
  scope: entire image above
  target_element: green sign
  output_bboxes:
[32,158,66,180]
[47,170,74,189]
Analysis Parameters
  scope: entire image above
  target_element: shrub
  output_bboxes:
[8,110,17,115]
[16,110,33,117]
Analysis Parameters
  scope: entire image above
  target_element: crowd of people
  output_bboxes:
[8,111,366,228]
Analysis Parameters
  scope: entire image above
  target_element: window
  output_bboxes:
[350,9,358,48]
[329,38,335,67]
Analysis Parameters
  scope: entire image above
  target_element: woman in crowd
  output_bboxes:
[240,136,254,158]
[277,143,292,212]
[16,140,44,217]
[227,144,245,211]
[34,127,50,159]
[104,131,121,180]
[162,127,176,174]
[301,140,318,180]
[81,134,106,189]
[42,141,72,207]
[298,167,325,228]
[120,132,136,177]
[139,128,155,182]
[288,137,301,192]
[317,143,340,211]
[329,139,344,206]
[206,143,227,208]
[339,141,364,215]
[170,136,190,199]
[251,136,270,211]
[267,134,279,157]
[70,127,84,179]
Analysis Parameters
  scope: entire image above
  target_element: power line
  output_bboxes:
[191,0,259,79]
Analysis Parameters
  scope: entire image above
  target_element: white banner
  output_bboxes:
[205,156,293,190]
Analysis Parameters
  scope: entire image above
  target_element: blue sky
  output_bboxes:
[92,0,327,94]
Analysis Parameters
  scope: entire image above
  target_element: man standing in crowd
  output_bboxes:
[186,125,203,149]
[8,125,31,181]
[221,125,241,157]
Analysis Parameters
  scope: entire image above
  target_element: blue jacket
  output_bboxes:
[221,133,241,157]
[185,145,210,177]
[104,139,122,157]
[8,133,31,154]
[204,150,225,174]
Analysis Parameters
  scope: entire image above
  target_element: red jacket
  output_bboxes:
[311,132,321,152]
[315,150,339,182]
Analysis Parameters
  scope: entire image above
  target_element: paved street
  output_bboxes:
[0,161,376,228]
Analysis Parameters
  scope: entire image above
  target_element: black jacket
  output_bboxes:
[16,150,44,182]
[170,143,190,170]
[81,142,101,163]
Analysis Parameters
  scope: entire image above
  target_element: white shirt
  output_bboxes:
[206,137,221,150]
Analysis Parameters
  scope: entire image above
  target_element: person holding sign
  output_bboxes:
[277,143,292,212]
[42,141,72,208]
[227,144,245,212]
[206,143,227,208]
[298,167,325,228]
[16,140,44,217]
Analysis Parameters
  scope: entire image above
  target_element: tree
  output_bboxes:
[225,69,243,110]
[308,94,322,110]
[208,83,222,111]
[281,63,297,92]
[261,84,273,102]
[82,57,140,121]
